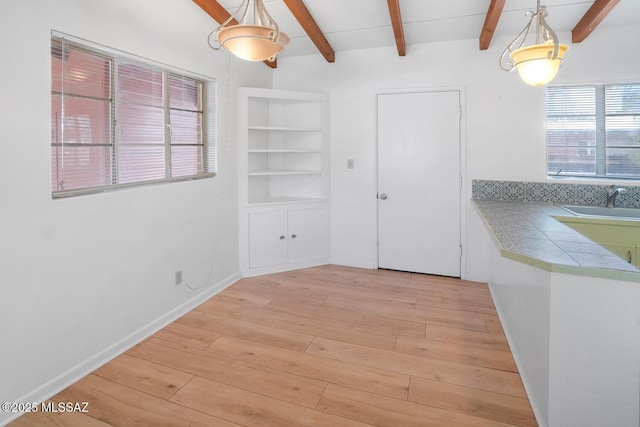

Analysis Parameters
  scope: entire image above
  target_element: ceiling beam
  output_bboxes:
[386,0,406,56]
[572,0,620,43]
[282,0,335,63]
[192,0,277,69]
[479,0,506,50]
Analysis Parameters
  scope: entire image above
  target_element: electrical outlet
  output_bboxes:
[175,270,183,286]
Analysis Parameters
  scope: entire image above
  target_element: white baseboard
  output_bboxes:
[0,272,241,426]
[241,258,329,277]
[328,258,379,270]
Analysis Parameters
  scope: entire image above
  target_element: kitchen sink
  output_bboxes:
[560,205,640,219]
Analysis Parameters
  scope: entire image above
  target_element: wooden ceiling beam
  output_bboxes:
[479,0,506,50]
[386,0,406,56]
[282,0,335,63]
[192,0,277,69]
[572,0,620,43]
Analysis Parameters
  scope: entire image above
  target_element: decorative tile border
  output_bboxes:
[472,180,640,208]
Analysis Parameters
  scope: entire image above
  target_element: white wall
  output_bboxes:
[273,24,640,281]
[0,1,271,422]
[488,241,640,427]
[547,272,640,427]
[488,243,551,425]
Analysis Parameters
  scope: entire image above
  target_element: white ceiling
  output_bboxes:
[212,0,640,58]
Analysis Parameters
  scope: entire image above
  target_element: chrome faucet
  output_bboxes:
[606,185,627,208]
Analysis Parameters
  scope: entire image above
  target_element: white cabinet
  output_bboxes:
[248,207,328,270]
[238,88,330,276]
[287,208,327,264]
[248,211,288,268]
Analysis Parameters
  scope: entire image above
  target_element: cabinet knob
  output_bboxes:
[379,193,388,200]
[291,234,297,239]
[279,235,285,240]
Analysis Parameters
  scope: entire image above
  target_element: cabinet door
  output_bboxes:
[288,208,328,264]
[600,242,637,266]
[248,211,288,268]
[560,220,640,266]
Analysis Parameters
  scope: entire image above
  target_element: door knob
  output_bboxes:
[380,193,388,200]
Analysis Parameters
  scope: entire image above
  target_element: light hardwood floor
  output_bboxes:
[10,265,537,426]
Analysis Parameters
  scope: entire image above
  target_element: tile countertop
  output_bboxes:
[472,199,640,282]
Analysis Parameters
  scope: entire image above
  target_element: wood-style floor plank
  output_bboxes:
[332,276,445,303]
[279,277,419,305]
[212,289,273,309]
[307,336,527,397]
[93,353,194,400]
[485,314,507,335]
[426,324,511,351]
[9,265,537,427]
[408,376,537,426]
[355,272,491,298]
[176,309,314,351]
[324,295,489,332]
[226,278,329,306]
[194,298,244,316]
[129,338,327,408]
[318,384,518,427]
[395,335,518,372]
[206,334,411,400]
[230,307,399,350]
[416,298,499,316]
[9,407,113,427]
[151,320,222,349]
[264,297,426,338]
[169,376,371,427]
[407,272,490,289]
[31,374,239,426]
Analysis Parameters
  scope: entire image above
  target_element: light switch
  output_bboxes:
[347,159,355,169]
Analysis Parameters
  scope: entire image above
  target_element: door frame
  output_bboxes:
[375,87,467,278]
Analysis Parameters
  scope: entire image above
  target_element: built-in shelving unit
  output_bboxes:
[238,88,330,276]
[240,88,328,205]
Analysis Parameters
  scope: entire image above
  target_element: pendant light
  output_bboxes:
[500,1,569,86]
[207,0,289,62]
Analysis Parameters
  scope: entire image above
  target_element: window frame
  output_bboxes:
[51,33,216,199]
[546,82,640,181]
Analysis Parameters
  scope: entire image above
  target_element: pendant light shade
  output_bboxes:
[208,0,289,62]
[500,2,569,86]
[509,43,569,86]
[217,25,289,61]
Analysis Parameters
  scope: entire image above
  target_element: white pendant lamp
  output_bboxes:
[500,1,569,86]
[208,0,289,62]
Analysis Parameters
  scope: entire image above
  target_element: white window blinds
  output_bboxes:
[51,35,216,197]
[51,41,113,191]
[605,84,640,177]
[547,83,640,179]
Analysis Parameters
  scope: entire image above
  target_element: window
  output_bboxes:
[51,35,216,197]
[547,83,640,179]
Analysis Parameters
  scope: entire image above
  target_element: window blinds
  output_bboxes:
[546,85,597,176]
[547,83,640,179]
[51,35,216,197]
[51,39,113,192]
[604,84,640,177]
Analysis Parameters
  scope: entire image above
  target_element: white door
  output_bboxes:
[377,91,461,277]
